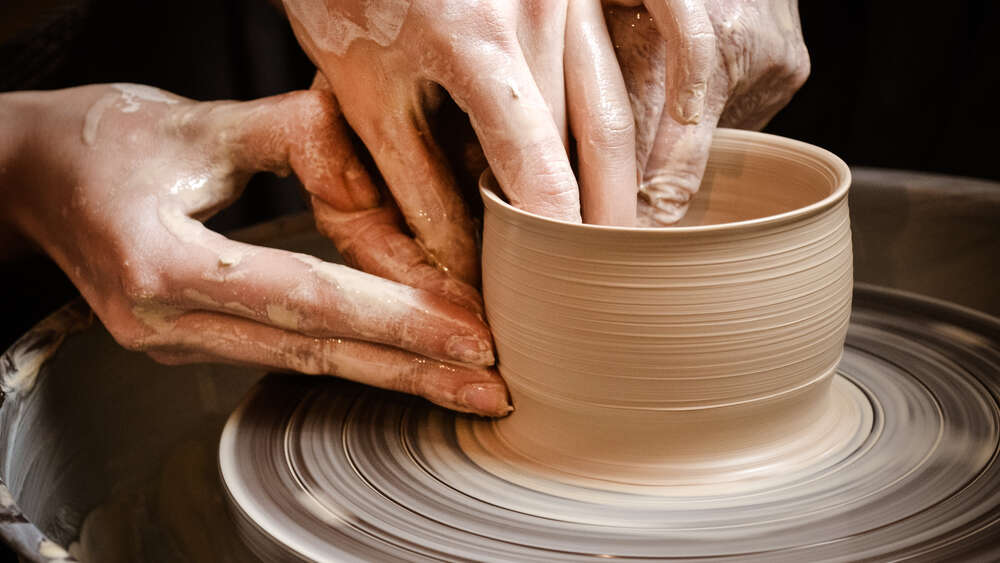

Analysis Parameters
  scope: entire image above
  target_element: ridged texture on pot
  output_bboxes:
[481,129,855,484]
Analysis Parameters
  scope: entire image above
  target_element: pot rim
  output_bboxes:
[480,128,851,234]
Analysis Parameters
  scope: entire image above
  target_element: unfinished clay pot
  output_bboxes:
[479,128,857,488]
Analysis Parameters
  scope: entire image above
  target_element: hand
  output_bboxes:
[0,84,511,416]
[606,0,810,224]
[282,0,641,250]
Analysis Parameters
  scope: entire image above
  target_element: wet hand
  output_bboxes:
[282,0,641,235]
[0,84,510,416]
[606,0,810,224]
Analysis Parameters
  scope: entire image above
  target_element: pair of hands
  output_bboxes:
[1,85,507,416]
[285,0,808,232]
[0,0,807,417]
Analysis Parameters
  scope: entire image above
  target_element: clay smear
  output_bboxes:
[82,84,180,146]
[284,0,409,56]
[478,129,856,488]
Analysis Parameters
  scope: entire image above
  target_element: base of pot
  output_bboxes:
[219,285,1000,561]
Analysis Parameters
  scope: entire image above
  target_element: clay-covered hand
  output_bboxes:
[282,0,640,240]
[0,84,510,416]
[606,0,810,224]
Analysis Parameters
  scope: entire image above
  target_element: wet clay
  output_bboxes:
[209,177,1000,559]
[478,128,856,488]
[283,0,409,56]
[218,289,1000,561]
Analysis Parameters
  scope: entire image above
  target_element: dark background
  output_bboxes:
[770,2,999,182]
[0,1,997,558]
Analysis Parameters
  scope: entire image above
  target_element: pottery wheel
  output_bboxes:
[219,285,1000,561]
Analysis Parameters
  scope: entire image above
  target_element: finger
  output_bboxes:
[604,4,666,174]
[328,79,481,286]
[439,42,581,222]
[565,0,637,226]
[310,197,484,316]
[204,87,483,312]
[155,212,494,366]
[203,89,380,214]
[637,94,722,225]
[643,0,717,125]
[144,311,511,416]
[516,0,570,146]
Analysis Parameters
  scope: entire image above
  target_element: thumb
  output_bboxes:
[206,87,382,213]
[202,87,485,314]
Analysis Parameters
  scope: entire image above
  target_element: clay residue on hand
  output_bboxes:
[284,0,409,56]
[112,83,181,113]
[157,205,252,281]
[81,93,118,146]
[266,303,302,331]
[83,84,181,146]
[182,289,256,319]
[131,302,183,335]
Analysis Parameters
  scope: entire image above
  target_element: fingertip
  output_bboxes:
[676,81,708,124]
[455,381,513,417]
[639,173,698,224]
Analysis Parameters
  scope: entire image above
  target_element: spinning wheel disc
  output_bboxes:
[220,285,1000,561]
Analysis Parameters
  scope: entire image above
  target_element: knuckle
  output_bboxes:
[532,183,582,221]
[787,47,811,90]
[107,320,151,352]
[584,109,636,151]
[294,89,340,124]
[435,16,517,74]
[288,92,343,152]
[106,301,176,353]
[119,262,167,304]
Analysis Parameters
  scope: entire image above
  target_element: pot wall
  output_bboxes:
[481,129,854,482]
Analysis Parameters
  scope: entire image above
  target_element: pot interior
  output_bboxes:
[674,131,847,227]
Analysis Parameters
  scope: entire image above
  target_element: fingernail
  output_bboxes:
[446,335,494,366]
[457,383,513,416]
[678,83,707,124]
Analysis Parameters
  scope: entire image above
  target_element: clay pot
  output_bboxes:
[479,128,856,487]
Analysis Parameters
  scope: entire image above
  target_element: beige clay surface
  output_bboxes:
[211,149,1000,559]
[479,128,858,489]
